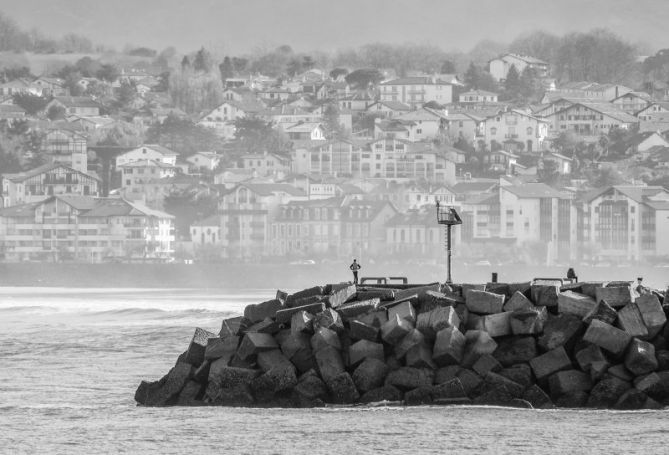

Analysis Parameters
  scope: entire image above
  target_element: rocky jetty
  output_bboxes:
[135,278,669,409]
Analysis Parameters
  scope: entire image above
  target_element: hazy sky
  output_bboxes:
[1,0,667,55]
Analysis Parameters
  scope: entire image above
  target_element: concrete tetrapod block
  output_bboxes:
[280,332,311,360]
[237,332,279,362]
[582,300,617,326]
[352,357,390,393]
[204,336,239,361]
[558,291,597,318]
[485,282,510,297]
[616,303,649,339]
[359,385,403,404]
[493,336,537,367]
[587,376,631,408]
[418,306,460,340]
[595,286,633,309]
[356,289,396,302]
[537,313,584,352]
[510,307,547,335]
[464,330,499,356]
[406,344,437,369]
[349,339,385,367]
[522,384,555,409]
[385,367,434,390]
[327,372,360,404]
[244,298,284,323]
[246,318,281,335]
[314,308,345,334]
[314,344,345,384]
[387,301,416,325]
[291,311,315,335]
[358,310,388,328]
[418,290,462,313]
[480,312,512,338]
[219,317,245,339]
[583,319,632,356]
[256,349,295,373]
[548,370,592,398]
[530,281,561,307]
[327,284,357,309]
[286,286,325,307]
[635,294,667,339]
[465,290,505,314]
[275,302,326,324]
[432,326,466,367]
[381,313,414,345]
[625,338,658,376]
[185,328,218,366]
[575,344,609,381]
[135,362,194,406]
[310,327,341,352]
[348,319,379,342]
[472,354,503,377]
[457,369,483,397]
[432,377,467,402]
[530,346,572,381]
[337,298,380,320]
[499,364,534,389]
[395,329,426,359]
[503,291,534,312]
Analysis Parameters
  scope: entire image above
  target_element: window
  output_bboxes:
[526,127,533,135]
[490,127,497,135]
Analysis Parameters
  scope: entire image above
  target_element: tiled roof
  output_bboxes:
[501,183,569,199]
[53,96,100,108]
[3,163,99,182]
[381,76,454,86]
[241,183,306,197]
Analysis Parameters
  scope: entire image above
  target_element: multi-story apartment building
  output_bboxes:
[42,128,88,173]
[541,102,639,139]
[0,195,174,262]
[218,183,307,258]
[2,163,100,208]
[459,90,499,104]
[117,159,179,207]
[579,185,669,261]
[379,76,453,108]
[115,144,178,167]
[239,152,291,177]
[483,109,549,153]
[385,209,452,258]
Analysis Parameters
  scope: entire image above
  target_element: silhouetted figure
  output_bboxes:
[350,259,361,284]
[567,267,577,282]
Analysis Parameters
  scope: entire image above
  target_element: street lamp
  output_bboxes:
[436,200,462,284]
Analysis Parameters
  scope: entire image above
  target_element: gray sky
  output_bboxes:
[1,0,666,54]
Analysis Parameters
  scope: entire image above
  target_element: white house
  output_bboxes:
[115,144,179,167]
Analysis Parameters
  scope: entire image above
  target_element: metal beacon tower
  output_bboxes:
[436,201,462,285]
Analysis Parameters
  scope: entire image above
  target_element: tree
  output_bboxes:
[116,80,137,109]
[464,62,482,88]
[232,117,291,154]
[12,93,50,115]
[219,56,234,81]
[503,64,521,99]
[440,60,456,74]
[322,103,345,140]
[74,56,101,77]
[345,69,383,89]
[286,58,303,77]
[329,68,348,80]
[96,64,119,83]
[537,159,560,184]
[146,114,223,156]
[519,66,541,100]
[46,104,66,120]
[302,56,314,70]
[509,31,560,62]
[163,188,218,239]
[127,47,157,57]
[0,66,32,83]
[193,47,215,73]
[63,72,83,96]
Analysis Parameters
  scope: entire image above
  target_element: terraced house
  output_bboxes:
[379,76,454,108]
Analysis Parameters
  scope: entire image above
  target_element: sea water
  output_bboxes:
[0,287,667,455]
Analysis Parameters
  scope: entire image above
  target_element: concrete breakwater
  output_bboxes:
[135,278,669,409]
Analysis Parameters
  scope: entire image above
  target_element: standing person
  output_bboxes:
[349,259,361,284]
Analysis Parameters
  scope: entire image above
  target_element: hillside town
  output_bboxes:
[2,29,669,267]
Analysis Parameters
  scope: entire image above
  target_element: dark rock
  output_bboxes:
[635,294,666,339]
[606,364,634,382]
[480,371,525,398]
[310,327,341,352]
[595,286,633,309]
[314,308,345,334]
[291,311,314,334]
[204,336,239,361]
[326,372,360,404]
[499,364,534,389]
[381,313,414,345]
[251,367,298,401]
[286,286,325,307]
[349,339,385,367]
[656,350,669,371]
[349,319,379,342]
[582,300,617,326]
[537,313,584,352]
[405,344,436,369]
[352,357,390,392]
[625,338,658,376]
[357,309,388,328]
[530,281,561,307]
[617,303,649,338]
[185,327,217,366]
[575,344,609,381]
[246,317,281,335]
[385,367,434,390]
[176,380,204,406]
[587,376,630,408]
[193,360,211,384]
[555,391,589,408]
[359,385,403,403]
[418,290,462,313]
[432,377,467,400]
[314,345,345,383]
[522,384,555,409]
[493,336,537,367]
[275,302,326,324]
[583,319,631,356]
[465,290,504,314]
[244,298,283,323]
[404,386,434,405]
[387,301,417,325]
[472,354,502,377]
[548,370,592,398]
[395,329,426,359]
[434,365,462,385]
[510,307,547,336]
[614,388,649,410]
[135,362,194,406]
[256,349,294,373]
[457,369,483,396]
[432,326,466,366]
[530,346,572,380]
[237,332,279,362]
[558,291,596,318]
[503,291,534,312]
[293,370,328,401]
[276,290,288,305]
[219,316,245,339]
